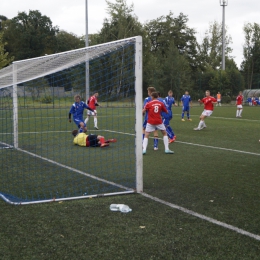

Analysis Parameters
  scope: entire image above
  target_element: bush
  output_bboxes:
[41,96,53,104]
[221,96,231,104]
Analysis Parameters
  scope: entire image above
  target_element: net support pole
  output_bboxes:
[13,63,18,148]
[135,36,143,193]
[85,0,90,101]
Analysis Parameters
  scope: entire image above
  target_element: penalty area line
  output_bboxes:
[141,192,260,241]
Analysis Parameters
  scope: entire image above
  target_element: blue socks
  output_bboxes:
[166,126,174,139]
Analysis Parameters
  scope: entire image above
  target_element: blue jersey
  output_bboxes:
[164,96,175,111]
[181,95,191,107]
[143,96,152,121]
[69,101,91,120]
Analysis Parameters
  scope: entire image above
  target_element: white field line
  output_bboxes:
[1,129,260,156]
[0,115,131,120]
[174,113,260,122]
[14,147,133,192]
[141,192,260,241]
[104,129,260,156]
[2,133,260,241]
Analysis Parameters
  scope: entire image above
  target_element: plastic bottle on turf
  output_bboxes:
[110,204,132,213]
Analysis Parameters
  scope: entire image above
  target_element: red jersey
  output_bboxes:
[144,99,167,125]
[201,96,217,111]
[236,95,243,105]
[88,95,98,110]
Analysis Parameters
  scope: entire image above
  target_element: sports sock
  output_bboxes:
[239,109,243,116]
[163,136,169,150]
[99,137,105,144]
[198,120,204,129]
[181,112,184,118]
[154,137,158,148]
[187,112,190,119]
[167,125,175,139]
[84,117,89,125]
[143,137,148,150]
[165,127,173,139]
[142,133,145,140]
[236,110,239,117]
[94,117,97,127]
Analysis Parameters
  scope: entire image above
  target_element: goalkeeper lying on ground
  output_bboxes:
[72,130,117,148]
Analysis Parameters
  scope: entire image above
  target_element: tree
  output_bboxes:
[0,31,13,69]
[2,10,59,60]
[95,0,152,94]
[241,22,260,89]
[145,12,198,71]
[197,21,232,70]
[55,30,85,53]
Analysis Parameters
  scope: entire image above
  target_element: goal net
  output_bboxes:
[0,36,143,205]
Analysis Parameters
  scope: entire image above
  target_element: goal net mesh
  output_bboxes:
[0,37,142,204]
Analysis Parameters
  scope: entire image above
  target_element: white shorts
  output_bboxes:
[217,99,221,102]
[201,110,213,117]
[145,123,166,132]
[87,110,97,116]
[237,105,243,109]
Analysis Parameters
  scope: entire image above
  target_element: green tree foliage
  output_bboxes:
[96,0,152,93]
[2,10,59,60]
[145,12,198,70]
[56,30,85,53]
[195,21,244,97]
[0,31,13,69]
[197,21,232,70]
[98,0,143,41]
[241,22,260,89]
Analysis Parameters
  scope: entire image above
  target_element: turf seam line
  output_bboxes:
[141,192,260,241]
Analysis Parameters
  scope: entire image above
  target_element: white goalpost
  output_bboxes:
[0,36,143,204]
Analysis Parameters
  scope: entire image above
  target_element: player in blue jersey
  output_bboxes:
[143,86,159,150]
[164,90,177,143]
[69,95,96,133]
[180,91,192,121]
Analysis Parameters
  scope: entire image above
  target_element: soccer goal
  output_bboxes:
[0,36,143,205]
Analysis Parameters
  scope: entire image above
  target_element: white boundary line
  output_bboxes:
[1,129,260,156]
[141,192,260,241]
[104,129,260,156]
[2,137,260,241]
[174,113,260,122]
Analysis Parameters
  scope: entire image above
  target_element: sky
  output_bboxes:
[1,0,260,68]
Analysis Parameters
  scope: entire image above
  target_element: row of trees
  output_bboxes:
[1,0,260,99]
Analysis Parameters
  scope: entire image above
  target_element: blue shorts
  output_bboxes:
[182,106,190,112]
[73,117,86,128]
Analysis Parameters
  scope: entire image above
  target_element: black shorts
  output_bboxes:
[87,134,100,147]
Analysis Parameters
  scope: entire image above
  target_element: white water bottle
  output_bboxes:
[110,204,132,213]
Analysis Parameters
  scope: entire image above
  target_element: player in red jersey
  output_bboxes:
[236,91,243,118]
[142,92,174,154]
[194,90,217,130]
[84,93,99,129]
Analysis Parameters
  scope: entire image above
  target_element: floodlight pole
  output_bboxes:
[220,0,228,70]
[85,0,90,101]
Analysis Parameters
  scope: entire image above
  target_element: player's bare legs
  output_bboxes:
[143,130,173,154]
